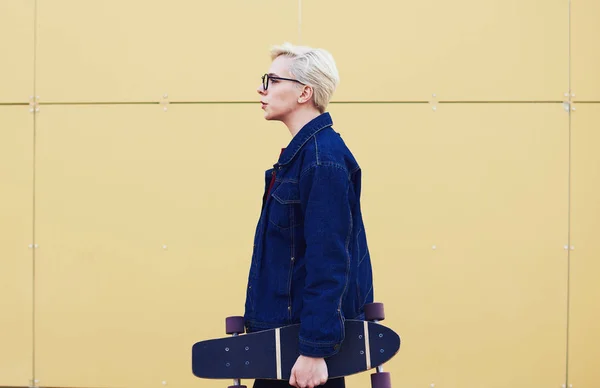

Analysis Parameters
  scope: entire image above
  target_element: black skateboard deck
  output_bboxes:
[192,320,401,380]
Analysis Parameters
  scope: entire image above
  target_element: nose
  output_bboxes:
[257,84,266,95]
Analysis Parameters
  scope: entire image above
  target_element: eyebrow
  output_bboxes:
[268,73,281,77]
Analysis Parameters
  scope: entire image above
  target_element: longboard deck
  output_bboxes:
[192,320,401,380]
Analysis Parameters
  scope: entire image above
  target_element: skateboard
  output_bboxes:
[191,303,400,388]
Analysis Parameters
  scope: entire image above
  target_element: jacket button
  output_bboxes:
[288,306,291,311]
[291,257,295,261]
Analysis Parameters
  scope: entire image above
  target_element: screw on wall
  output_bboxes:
[161,94,170,112]
[430,93,438,112]
[29,96,40,113]
[563,91,576,112]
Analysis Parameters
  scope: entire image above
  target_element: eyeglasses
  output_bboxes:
[261,73,305,90]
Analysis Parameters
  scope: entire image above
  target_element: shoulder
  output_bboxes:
[305,127,359,174]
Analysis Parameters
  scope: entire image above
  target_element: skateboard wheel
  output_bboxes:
[364,302,385,321]
[228,386,246,388]
[225,316,245,335]
[371,372,391,388]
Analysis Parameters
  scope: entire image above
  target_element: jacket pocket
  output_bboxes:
[269,182,301,230]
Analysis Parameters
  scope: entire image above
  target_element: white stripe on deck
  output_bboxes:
[364,321,371,370]
[275,328,282,379]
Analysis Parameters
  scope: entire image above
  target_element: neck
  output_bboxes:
[282,107,322,137]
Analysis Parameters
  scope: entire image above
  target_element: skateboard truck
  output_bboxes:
[225,316,247,388]
[364,303,392,388]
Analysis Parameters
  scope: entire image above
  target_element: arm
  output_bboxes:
[297,163,352,357]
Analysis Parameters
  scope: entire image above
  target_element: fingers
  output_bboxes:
[306,379,325,388]
[289,358,327,388]
[289,376,314,388]
[294,379,325,388]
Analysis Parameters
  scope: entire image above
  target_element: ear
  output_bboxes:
[297,85,314,104]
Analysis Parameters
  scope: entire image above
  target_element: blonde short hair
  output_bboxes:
[270,43,339,113]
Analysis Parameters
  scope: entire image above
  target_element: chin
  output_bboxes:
[264,111,281,122]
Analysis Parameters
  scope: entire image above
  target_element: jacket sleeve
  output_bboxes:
[297,163,352,357]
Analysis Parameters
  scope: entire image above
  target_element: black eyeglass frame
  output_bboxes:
[261,73,305,90]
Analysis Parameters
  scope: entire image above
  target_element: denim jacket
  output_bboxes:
[244,112,374,358]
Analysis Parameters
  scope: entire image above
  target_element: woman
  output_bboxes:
[245,43,374,388]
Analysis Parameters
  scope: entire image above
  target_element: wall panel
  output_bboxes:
[572,0,600,101]
[327,102,569,388]
[302,0,568,102]
[0,0,35,103]
[34,103,288,388]
[36,0,297,103]
[568,104,600,387]
[0,106,34,386]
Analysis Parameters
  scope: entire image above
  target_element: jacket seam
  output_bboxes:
[314,136,320,165]
[356,226,363,304]
[288,204,295,322]
[338,182,352,337]
[275,178,299,183]
[360,285,373,309]
[271,194,301,205]
[279,125,331,166]
[300,162,350,180]
[298,337,342,346]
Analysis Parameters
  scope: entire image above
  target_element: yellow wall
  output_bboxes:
[0,107,34,386]
[0,1,598,388]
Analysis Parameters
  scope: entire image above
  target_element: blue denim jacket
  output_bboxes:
[244,112,374,358]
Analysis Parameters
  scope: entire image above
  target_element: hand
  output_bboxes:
[289,355,328,388]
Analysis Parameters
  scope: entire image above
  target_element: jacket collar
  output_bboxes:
[276,112,333,167]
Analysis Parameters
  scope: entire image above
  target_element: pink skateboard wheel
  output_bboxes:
[225,316,245,335]
[371,372,392,388]
[364,303,385,321]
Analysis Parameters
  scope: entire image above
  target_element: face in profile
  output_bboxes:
[257,55,305,122]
